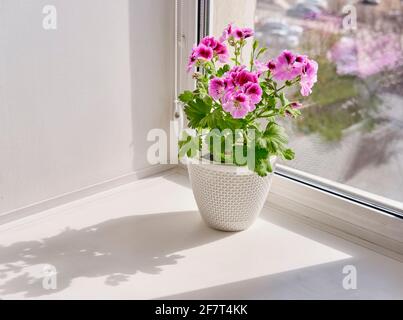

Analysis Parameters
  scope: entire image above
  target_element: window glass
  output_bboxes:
[211,0,403,208]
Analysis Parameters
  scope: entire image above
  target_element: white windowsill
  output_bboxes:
[268,170,403,261]
[0,168,402,299]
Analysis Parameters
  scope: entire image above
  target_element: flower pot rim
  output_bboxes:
[185,155,277,174]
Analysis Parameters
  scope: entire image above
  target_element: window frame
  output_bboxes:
[178,0,403,259]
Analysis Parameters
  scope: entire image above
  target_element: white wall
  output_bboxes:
[0,0,174,215]
[211,0,256,37]
[211,0,256,59]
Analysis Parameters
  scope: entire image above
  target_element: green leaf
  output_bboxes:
[233,144,248,166]
[206,130,225,162]
[264,122,289,156]
[200,108,219,129]
[282,148,295,160]
[253,39,259,51]
[256,47,267,59]
[216,64,230,77]
[253,157,273,177]
[284,106,301,118]
[255,135,268,150]
[178,133,201,159]
[183,98,212,129]
[279,92,289,107]
[267,95,276,109]
[178,91,193,103]
[255,161,267,177]
[222,115,247,131]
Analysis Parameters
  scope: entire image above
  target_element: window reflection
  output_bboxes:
[255,0,403,204]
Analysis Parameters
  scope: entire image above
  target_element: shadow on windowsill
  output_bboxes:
[0,210,231,298]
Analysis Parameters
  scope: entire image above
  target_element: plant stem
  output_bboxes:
[250,46,256,71]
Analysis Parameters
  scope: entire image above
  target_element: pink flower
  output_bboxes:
[299,59,318,96]
[223,93,251,119]
[291,102,303,109]
[187,36,230,72]
[201,36,229,63]
[224,65,246,89]
[220,24,254,42]
[270,51,318,96]
[241,27,254,39]
[201,36,218,48]
[295,54,308,65]
[227,65,247,78]
[209,77,226,100]
[208,65,262,118]
[196,44,214,60]
[286,102,303,116]
[214,42,229,63]
[232,27,254,40]
[254,60,269,76]
[267,60,276,71]
[243,82,262,105]
[187,46,198,72]
[271,50,303,81]
[187,44,214,72]
[236,69,258,86]
[219,23,234,42]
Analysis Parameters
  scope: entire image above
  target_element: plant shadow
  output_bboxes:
[0,211,231,298]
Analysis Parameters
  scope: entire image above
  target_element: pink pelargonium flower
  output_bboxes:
[200,36,229,63]
[254,60,269,76]
[208,65,262,118]
[286,102,303,116]
[214,42,229,63]
[195,44,214,60]
[236,69,259,86]
[219,23,234,42]
[201,36,218,48]
[290,102,303,109]
[233,27,254,40]
[186,44,214,71]
[242,28,254,39]
[208,77,226,100]
[187,36,230,72]
[224,65,246,89]
[220,24,254,42]
[295,54,308,65]
[269,51,318,96]
[223,93,251,119]
[187,46,198,72]
[271,50,303,81]
[227,65,247,77]
[243,82,262,105]
[300,59,318,96]
[267,60,276,71]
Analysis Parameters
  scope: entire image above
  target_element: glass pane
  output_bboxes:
[255,0,403,206]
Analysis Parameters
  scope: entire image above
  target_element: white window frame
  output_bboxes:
[177,0,403,260]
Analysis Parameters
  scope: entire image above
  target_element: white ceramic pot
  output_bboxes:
[187,157,276,232]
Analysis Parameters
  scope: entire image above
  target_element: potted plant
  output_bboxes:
[178,24,318,231]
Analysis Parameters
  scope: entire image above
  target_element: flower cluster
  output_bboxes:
[269,50,318,97]
[187,23,255,72]
[209,66,262,118]
[219,23,254,42]
[187,28,318,120]
[187,36,229,71]
[205,49,318,118]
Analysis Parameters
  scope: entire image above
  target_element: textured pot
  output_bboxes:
[188,158,276,232]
